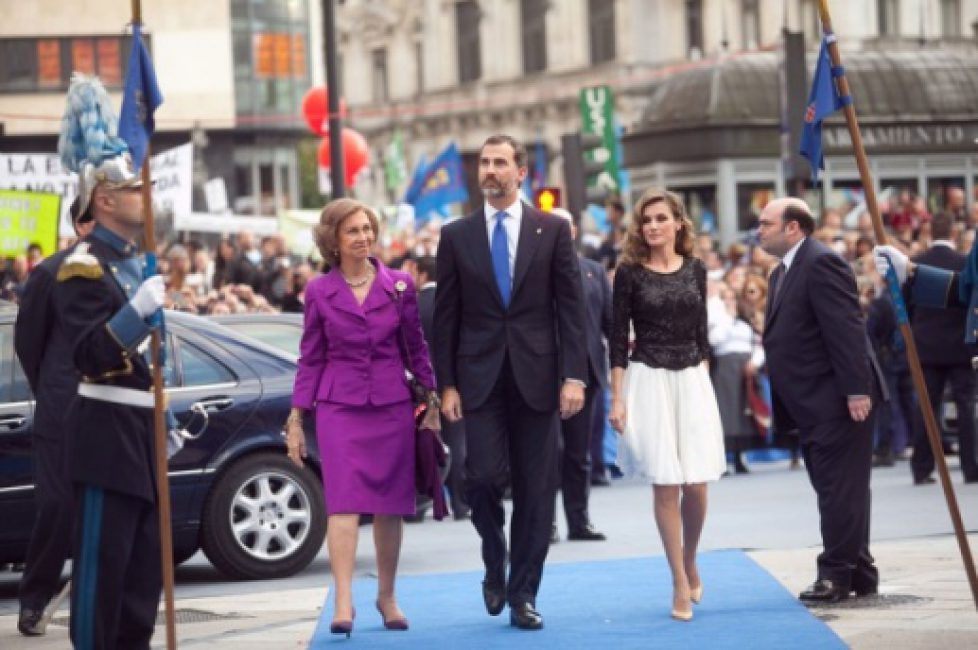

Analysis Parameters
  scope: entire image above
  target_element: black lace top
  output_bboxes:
[610,257,710,371]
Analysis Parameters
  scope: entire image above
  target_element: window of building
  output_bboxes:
[230,0,310,121]
[0,35,138,94]
[742,0,761,50]
[371,47,388,103]
[456,0,482,83]
[521,0,548,74]
[686,0,704,59]
[877,0,899,36]
[588,0,616,64]
[799,0,821,42]
[414,41,424,96]
[941,0,962,38]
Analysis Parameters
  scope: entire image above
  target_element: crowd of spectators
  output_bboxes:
[1,185,973,476]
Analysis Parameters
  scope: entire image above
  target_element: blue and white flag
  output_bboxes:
[799,35,849,183]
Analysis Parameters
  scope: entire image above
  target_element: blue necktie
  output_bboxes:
[491,211,512,307]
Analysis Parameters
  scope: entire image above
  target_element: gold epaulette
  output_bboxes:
[57,242,103,281]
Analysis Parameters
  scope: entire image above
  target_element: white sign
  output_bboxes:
[0,143,194,235]
[173,212,278,236]
[204,177,229,213]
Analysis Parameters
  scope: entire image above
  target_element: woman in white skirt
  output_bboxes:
[608,188,726,622]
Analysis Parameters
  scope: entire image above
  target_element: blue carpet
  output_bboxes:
[309,550,843,649]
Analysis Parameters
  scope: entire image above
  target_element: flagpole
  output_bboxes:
[131,1,179,645]
[816,0,978,610]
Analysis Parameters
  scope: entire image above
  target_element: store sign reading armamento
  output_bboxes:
[823,123,978,153]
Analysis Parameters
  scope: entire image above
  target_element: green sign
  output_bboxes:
[0,190,61,258]
[578,85,621,194]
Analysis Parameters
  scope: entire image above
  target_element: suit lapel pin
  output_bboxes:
[536,227,542,235]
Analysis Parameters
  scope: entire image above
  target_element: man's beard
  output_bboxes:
[480,178,512,199]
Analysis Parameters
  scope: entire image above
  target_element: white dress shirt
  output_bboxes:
[484,198,522,280]
[781,236,806,272]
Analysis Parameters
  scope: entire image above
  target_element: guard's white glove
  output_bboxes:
[130,274,166,319]
[873,245,909,286]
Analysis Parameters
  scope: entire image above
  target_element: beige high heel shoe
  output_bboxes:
[690,584,704,604]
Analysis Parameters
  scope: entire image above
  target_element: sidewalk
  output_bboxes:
[2,534,975,648]
[750,534,978,649]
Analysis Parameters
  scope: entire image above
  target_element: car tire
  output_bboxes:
[201,452,325,580]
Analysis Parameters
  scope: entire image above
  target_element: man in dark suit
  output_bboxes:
[549,208,609,542]
[13,198,94,636]
[435,134,587,630]
[415,255,469,519]
[758,197,878,603]
[909,213,977,484]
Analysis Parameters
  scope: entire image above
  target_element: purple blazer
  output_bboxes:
[292,259,435,409]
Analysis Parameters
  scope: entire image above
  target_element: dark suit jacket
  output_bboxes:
[434,203,587,412]
[14,246,81,441]
[578,256,612,390]
[418,283,436,365]
[911,243,973,366]
[763,237,872,434]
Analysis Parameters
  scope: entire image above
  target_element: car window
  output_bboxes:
[223,322,300,357]
[0,324,30,403]
[178,339,236,387]
[163,333,178,388]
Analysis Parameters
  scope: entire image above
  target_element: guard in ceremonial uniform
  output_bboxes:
[54,73,167,650]
[14,199,95,636]
[874,241,978,484]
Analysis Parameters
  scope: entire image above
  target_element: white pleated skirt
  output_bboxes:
[618,362,726,485]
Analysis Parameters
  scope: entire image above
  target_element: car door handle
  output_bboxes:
[191,397,234,413]
[0,415,27,430]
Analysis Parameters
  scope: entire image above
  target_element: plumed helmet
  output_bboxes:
[57,73,141,219]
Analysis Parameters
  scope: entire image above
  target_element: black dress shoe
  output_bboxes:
[799,578,849,603]
[549,524,560,544]
[914,476,936,485]
[482,580,506,616]
[18,608,45,636]
[510,603,544,630]
[852,583,878,597]
[590,473,611,486]
[567,523,607,541]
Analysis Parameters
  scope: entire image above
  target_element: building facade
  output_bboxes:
[0,0,326,219]
[336,0,978,242]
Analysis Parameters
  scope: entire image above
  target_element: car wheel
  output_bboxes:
[201,452,325,580]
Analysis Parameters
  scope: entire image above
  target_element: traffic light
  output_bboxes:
[533,186,562,212]
[561,132,612,220]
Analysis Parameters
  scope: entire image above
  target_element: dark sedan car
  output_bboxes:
[0,303,325,580]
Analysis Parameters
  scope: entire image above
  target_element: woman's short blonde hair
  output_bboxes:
[621,188,695,265]
[313,198,380,267]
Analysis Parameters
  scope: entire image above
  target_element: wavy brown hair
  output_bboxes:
[313,198,380,267]
[621,188,695,265]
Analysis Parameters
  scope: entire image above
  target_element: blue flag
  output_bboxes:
[119,23,163,171]
[406,142,469,222]
[532,136,547,190]
[402,154,429,205]
[799,36,848,183]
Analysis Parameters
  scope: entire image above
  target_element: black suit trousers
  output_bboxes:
[18,434,74,610]
[557,376,599,531]
[912,364,978,481]
[800,414,878,590]
[441,415,468,516]
[70,486,161,650]
[463,356,558,606]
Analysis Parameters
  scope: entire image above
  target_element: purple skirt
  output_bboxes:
[315,399,416,516]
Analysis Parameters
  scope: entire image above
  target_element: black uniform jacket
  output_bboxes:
[52,233,157,502]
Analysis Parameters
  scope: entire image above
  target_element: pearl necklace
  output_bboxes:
[343,267,374,288]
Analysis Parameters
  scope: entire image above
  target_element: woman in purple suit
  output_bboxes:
[285,198,439,637]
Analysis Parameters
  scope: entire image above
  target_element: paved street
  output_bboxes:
[2,456,977,648]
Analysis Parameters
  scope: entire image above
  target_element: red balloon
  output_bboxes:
[318,129,370,187]
[301,86,348,136]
